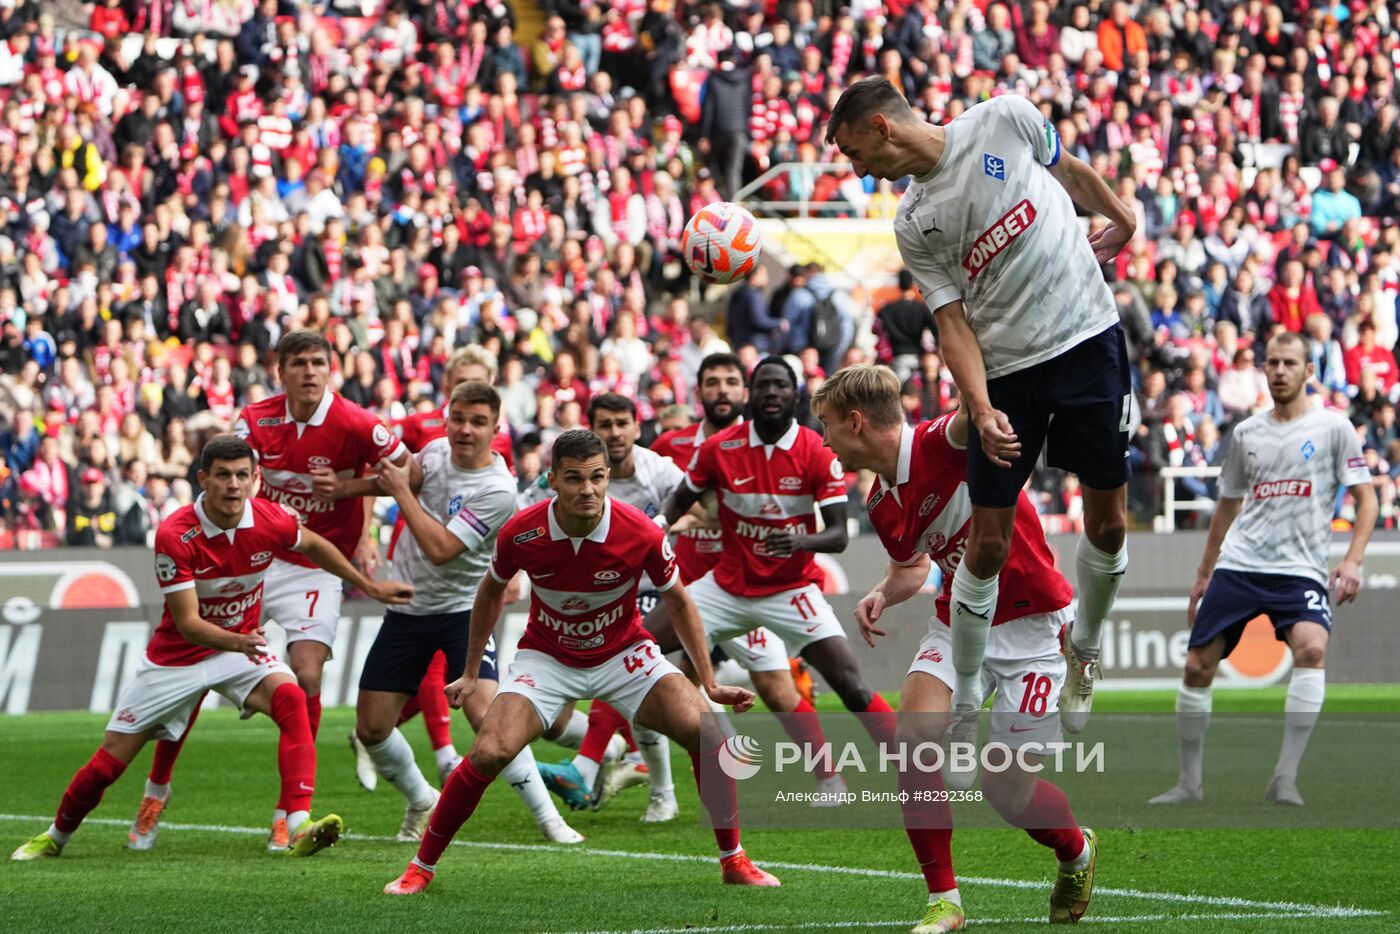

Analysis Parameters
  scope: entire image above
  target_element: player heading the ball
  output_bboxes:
[828,78,1135,735]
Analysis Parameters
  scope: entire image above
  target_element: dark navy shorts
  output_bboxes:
[1190,569,1332,658]
[637,589,661,618]
[968,324,1132,508]
[358,608,497,694]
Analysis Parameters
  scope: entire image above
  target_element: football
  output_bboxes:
[680,201,763,284]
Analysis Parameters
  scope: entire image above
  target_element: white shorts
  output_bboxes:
[261,559,342,652]
[688,571,845,669]
[717,627,789,673]
[907,608,1072,750]
[106,651,294,741]
[497,640,684,731]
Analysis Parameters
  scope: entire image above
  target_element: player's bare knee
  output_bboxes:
[1084,510,1127,554]
[965,533,1010,578]
[1183,652,1218,688]
[356,717,392,746]
[980,765,1034,819]
[752,672,798,712]
[1291,641,1326,669]
[467,735,518,777]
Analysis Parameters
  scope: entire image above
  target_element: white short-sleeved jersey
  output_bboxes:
[606,445,686,521]
[1216,408,1370,585]
[391,442,518,615]
[893,94,1118,379]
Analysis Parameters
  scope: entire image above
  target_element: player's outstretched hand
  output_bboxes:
[707,683,756,714]
[444,675,478,710]
[309,466,343,502]
[1187,573,1210,626]
[973,408,1020,468]
[1088,221,1132,264]
[1330,558,1363,605]
[376,457,411,497]
[367,580,415,605]
[854,591,888,647]
[235,628,269,663]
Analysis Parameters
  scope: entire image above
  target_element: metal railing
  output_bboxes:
[1154,466,1223,533]
[733,162,867,218]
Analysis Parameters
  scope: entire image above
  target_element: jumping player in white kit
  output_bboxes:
[1152,332,1376,807]
[131,329,415,852]
[827,78,1136,735]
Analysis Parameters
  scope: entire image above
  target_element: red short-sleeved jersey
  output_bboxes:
[149,496,302,666]
[393,406,515,471]
[490,498,678,667]
[684,420,847,597]
[651,421,724,583]
[866,413,1071,626]
[235,392,406,567]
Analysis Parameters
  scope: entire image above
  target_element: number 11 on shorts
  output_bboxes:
[790,593,817,620]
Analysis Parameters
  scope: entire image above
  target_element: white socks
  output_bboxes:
[433,744,460,774]
[501,746,560,823]
[555,708,589,748]
[1072,537,1127,656]
[367,730,437,809]
[1060,839,1091,872]
[1276,668,1325,782]
[571,753,601,789]
[950,563,997,708]
[1175,684,1213,791]
[144,780,170,800]
[634,726,675,797]
[46,823,72,846]
[287,810,309,834]
[930,888,962,906]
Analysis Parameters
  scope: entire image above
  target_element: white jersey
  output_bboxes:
[894,94,1118,379]
[392,442,518,615]
[1216,407,1369,586]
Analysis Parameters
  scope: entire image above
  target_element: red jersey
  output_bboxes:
[235,392,406,567]
[866,414,1071,626]
[490,498,678,667]
[392,406,515,470]
[149,497,302,666]
[684,420,847,597]
[651,421,725,583]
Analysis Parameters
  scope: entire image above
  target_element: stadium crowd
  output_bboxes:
[0,0,1397,549]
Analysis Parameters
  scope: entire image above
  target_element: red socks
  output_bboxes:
[305,692,322,741]
[862,693,898,747]
[1015,780,1086,862]
[417,651,455,751]
[780,698,835,779]
[56,748,128,834]
[417,759,494,867]
[689,747,741,854]
[271,683,317,814]
[397,697,421,726]
[899,752,956,892]
[579,700,628,764]
[148,695,203,785]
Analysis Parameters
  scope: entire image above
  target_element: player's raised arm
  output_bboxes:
[855,555,931,647]
[294,526,414,605]
[1333,480,1377,604]
[1048,153,1137,263]
[165,586,268,662]
[375,455,468,566]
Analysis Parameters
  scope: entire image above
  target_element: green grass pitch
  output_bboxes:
[1,687,1396,933]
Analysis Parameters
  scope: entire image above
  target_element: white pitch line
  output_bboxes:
[559,915,1364,934]
[0,813,1385,922]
